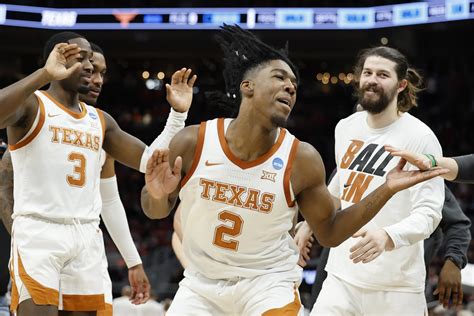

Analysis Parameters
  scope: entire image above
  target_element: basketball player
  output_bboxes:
[0,32,196,316]
[293,47,445,315]
[386,147,473,184]
[140,26,447,315]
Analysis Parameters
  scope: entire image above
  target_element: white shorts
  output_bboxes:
[9,215,105,312]
[311,273,427,316]
[96,229,113,316]
[167,269,303,316]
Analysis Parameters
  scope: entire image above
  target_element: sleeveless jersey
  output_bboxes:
[179,118,301,280]
[10,90,105,220]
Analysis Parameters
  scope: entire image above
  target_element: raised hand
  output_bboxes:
[384,145,431,171]
[43,43,82,81]
[166,68,197,113]
[384,158,448,194]
[128,264,151,305]
[145,149,182,200]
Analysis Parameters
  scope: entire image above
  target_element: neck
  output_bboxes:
[226,105,279,161]
[47,82,80,110]
[366,101,401,129]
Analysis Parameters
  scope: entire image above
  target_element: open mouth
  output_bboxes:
[276,97,291,108]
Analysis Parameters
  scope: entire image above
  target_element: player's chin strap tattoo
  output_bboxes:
[0,150,14,235]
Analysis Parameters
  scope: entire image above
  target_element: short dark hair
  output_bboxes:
[353,46,422,112]
[43,32,85,62]
[206,24,299,117]
[90,42,104,56]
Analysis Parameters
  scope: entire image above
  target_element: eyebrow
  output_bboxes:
[271,68,298,85]
[363,67,391,74]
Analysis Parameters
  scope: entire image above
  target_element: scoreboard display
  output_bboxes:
[0,0,472,30]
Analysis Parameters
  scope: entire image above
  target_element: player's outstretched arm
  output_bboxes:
[295,142,448,247]
[0,149,13,234]
[141,125,199,219]
[0,43,81,128]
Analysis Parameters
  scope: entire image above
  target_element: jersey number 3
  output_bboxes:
[213,211,243,251]
[67,152,86,187]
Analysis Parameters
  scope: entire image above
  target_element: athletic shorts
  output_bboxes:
[312,273,427,316]
[167,269,303,316]
[10,215,105,312]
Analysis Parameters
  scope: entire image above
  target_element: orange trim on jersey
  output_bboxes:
[262,288,301,316]
[62,293,105,312]
[97,303,113,316]
[9,95,46,151]
[181,122,206,187]
[41,90,87,119]
[283,139,300,207]
[17,251,59,307]
[96,108,106,140]
[217,118,287,170]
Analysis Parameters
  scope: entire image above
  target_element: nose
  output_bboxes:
[284,80,296,95]
[83,58,93,73]
[91,73,103,87]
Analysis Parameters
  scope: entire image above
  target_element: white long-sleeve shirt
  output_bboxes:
[326,111,444,292]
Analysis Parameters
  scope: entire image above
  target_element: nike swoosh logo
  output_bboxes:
[205,160,223,167]
[344,183,351,188]
[48,113,61,118]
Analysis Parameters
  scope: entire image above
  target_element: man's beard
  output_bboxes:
[357,83,397,114]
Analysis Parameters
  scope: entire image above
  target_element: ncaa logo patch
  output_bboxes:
[272,157,284,170]
[89,112,97,120]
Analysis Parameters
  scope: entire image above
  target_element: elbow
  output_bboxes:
[315,235,343,248]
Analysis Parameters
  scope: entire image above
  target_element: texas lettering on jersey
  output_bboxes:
[199,178,275,213]
[339,140,393,203]
[49,125,101,152]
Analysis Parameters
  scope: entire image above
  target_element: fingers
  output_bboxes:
[361,249,382,264]
[142,278,151,303]
[64,62,81,76]
[395,157,407,171]
[188,74,197,88]
[349,235,368,253]
[173,156,182,176]
[436,286,446,307]
[170,68,196,86]
[458,287,463,306]
[182,68,192,83]
[350,242,374,262]
[443,286,452,308]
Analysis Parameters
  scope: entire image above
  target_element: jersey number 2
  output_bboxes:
[67,152,86,187]
[213,211,243,251]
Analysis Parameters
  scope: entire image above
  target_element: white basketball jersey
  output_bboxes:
[10,90,105,220]
[179,118,301,280]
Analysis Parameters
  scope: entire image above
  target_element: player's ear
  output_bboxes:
[240,80,254,97]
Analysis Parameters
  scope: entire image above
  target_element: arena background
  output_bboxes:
[0,0,473,314]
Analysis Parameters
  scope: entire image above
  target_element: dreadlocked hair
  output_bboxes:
[205,24,299,117]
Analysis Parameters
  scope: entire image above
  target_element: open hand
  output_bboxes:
[166,68,197,113]
[44,43,82,81]
[145,149,182,200]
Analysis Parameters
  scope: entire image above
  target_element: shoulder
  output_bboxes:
[400,113,435,136]
[291,141,326,194]
[335,111,365,134]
